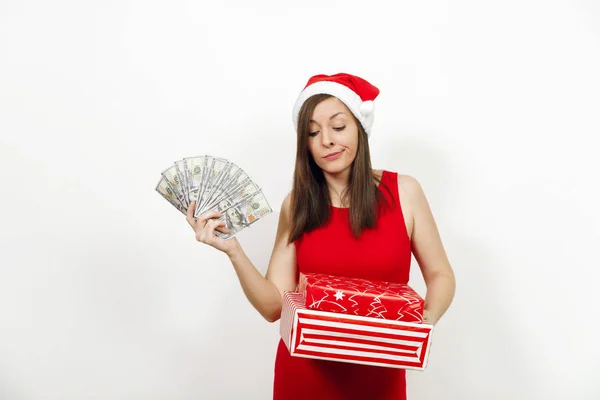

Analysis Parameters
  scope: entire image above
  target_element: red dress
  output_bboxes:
[273,170,412,400]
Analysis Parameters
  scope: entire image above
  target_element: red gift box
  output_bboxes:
[298,272,425,323]
[280,291,434,370]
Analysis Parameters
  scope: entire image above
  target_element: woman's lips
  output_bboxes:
[324,151,343,161]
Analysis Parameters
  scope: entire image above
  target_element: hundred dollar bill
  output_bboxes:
[204,163,253,210]
[198,177,260,217]
[183,155,207,206]
[161,165,188,209]
[193,156,214,211]
[206,163,248,205]
[156,176,186,215]
[201,160,236,211]
[174,159,189,205]
[201,163,247,214]
[198,178,258,218]
[222,164,247,187]
[214,189,272,239]
[197,157,229,210]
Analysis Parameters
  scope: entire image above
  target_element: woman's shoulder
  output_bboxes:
[375,169,420,185]
[376,169,425,199]
[280,190,293,214]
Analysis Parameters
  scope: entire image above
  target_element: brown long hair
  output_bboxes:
[288,94,392,243]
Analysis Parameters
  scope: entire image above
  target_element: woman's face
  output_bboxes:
[307,97,359,175]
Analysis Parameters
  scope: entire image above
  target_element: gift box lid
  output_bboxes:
[298,272,425,322]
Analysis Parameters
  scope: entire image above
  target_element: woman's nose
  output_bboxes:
[321,129,334,146]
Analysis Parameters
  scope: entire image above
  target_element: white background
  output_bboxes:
[1,1,599,399]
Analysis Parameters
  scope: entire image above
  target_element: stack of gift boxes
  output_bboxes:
[280,272,434,370]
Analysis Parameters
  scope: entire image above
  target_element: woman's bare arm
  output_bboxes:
[189,193,298,323]
[399,175,456,325]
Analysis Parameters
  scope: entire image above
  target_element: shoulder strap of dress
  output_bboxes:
[379,170,401,209]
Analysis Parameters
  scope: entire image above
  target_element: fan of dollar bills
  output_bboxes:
[155,155,272,239]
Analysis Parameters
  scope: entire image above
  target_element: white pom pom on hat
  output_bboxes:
[292,73,380,137]
[359,100,375,117]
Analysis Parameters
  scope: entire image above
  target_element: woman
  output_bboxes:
[186,73,456,399]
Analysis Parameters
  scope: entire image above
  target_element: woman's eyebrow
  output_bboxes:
[309,112,347,124]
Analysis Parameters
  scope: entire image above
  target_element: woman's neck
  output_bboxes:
[323,168,381,207]
[323,168,352,207]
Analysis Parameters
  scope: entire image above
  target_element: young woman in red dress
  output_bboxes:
[186,73,456,399]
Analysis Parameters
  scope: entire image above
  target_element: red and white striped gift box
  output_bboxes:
[280,291,434,370]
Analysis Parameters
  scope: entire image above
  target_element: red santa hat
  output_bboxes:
[292,73,380,136]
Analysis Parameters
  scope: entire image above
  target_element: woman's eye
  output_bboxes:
[333,126,346,131]
[309,131,319,137]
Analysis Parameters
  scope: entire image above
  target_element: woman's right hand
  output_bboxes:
[186,201,240,256]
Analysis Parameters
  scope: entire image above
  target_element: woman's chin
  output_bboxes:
[318,161,352,175]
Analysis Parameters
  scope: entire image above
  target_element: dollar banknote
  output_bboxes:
[156,176,187,214]
[203,163,248,209]
[197,157,230,210]
[183,155,207,204]
[157,155,272,238]
[174,159,189,204]
[197,177,260,218]
[201,160,237,211]
[193,155,213,207]
[215,189,272,239]
[161,165,188,209]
